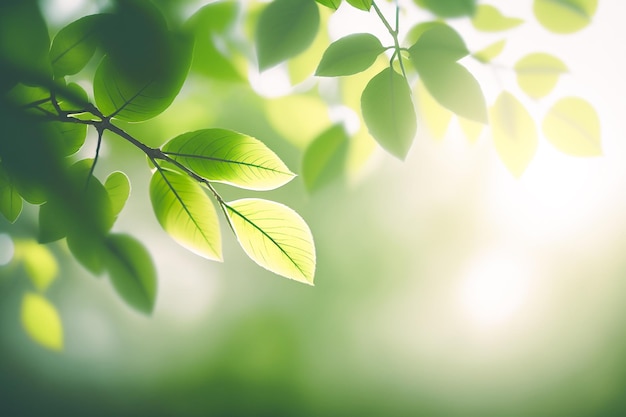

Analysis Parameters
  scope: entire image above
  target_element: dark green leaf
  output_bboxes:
[49,14,107,77]
[346,0,372,11]
[0,162,23,223]
[256,0,320,70]
[225,198,316,284]
[415,0,477,18]
[38,202,65,243]
[315,33,384,77]
[316,0,342,10]
[361,67,417,159]
[301,124,349,192]
[162,129,295,191]
[408,23,469,64]
[104,234,157,314]
[150,168,222,261]
[105,171,131,218]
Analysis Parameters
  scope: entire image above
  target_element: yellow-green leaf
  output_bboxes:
[515,53,568,99]
[472,5,523,32]
[415,80,452,140]
[542,97,601,156]
[490,92,538,177]
[473,39,506,63]
[458,117,484,143]
[225,198,316,284]
[346,0,372,11]
[533,0,597,33]
[21,293,63,351]
[14,240,58,292]
[150,168,222,261]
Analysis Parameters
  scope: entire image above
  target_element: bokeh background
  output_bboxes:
[2,0,626,416]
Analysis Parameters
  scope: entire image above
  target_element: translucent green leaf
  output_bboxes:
[105,171,130,218]
[49,14,107,77]
[14,240,58,292]
[490,92,538,177]
[316,0,342,10]
[68,159,115,234]
[415,80,452,140]
[288,8,331,85]
[51,121,87,157]
[471,5,523,32]
[0,162,23,223]
[150,168,222,261]
[361,68,417,159]
[408,23,469,63]
[315,33,385,77]
[163,129,295,191]
[346,0,372,11]
[415,60,487,123]
[459,117,484,143]
[104,234,157,314]
[533,0,597,33]
[266,95,331,148]
[472,39,506,63]
[542,97,601,156]
[301,124,349,192]
[415,0,477,18]
[515,53,568,99]
[21,293,63,351]
[225,198,316,284]
[256,0,320,70]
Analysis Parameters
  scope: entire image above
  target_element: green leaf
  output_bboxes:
[256,0,320,70]
[415,60,487,123]
[14,240,58,292]
[490,92,538,177]
[150,168,222,261]
[459,117,484,143]
[104,234,157,314]
[105,171,131,218]
[0,162,23,223]
[21,293,63,351]
[471,5,523,32]
[163,129,295,191]
[301,124,349,192]
[361,68,417,159]
[67,233,106,276]
[415,0,477,18]
[408,23,469,63]
[472,39,506,63]
[316,0,342,10]
[49,14,107,77]
[346,0,372,11]
[38,202,65,243]
[533,0,597,33]
[414,80,452,140]
[315,33,385,77]
[225,198,316,284]
[515,53,568,99]
[542,97,601,156]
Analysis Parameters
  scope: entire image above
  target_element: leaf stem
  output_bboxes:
[372,1,407,79]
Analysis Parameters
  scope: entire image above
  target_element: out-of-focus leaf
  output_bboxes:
[542,97,601,156]
[0,162,23,223]
[104,234,157,314]
[533,0,597,33]
[150,168,222,261]
[408,23,469,63]
[49,14,107,77]
[288,7,331,84]
[105,171,130,218]
[415,79,452,140]
[14,240,58,291]
[163,129,295,191]
[414,0,477,18]
[361,67,417,159]
[316,0,342,10]
[67,233,106,276]
[346,0,373,11]
[472,40,506,63]
[459,117,484,143]
[21,293,63,351]
[302,124,349,192]
[225,198,316,284]
[38,202,65,243]
[515,53,568,99]
[490,92,538,177]
[256,0,320,70]
[316,33,385,77]
[266,95,331,148]
[471,5,523,32]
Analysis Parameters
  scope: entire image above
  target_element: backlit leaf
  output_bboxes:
[225,198,316,284]
[256,0,320,70]
[105,171,131,218]
[490,92,538,177]
[288,7,331,84]
[0,162,22,223]
[267,94,331,148]
[415,0,477,18]
[415,79,452,140]
[346,0,373,11]
[14,240,58,292]
[163,129,295,191]
[472,39,506,63]
[302,124,349,192]
[458,117,484,143]
[533,0,597,33]
[21,293,63,351]
[316,0,342,10]
[471,5,523,32]
[515,53,568,99]
[408,23,469,63]
[315,33,385,77]
[104,234,157,314]
[150,168,222,261]
[542,97,601,156]
[361,67,417,159]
